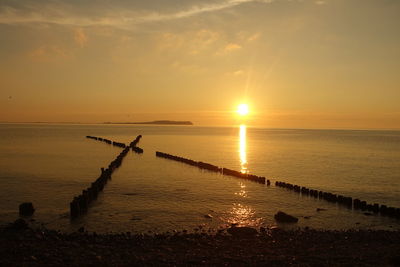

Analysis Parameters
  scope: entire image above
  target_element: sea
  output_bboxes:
[0,123,399,233]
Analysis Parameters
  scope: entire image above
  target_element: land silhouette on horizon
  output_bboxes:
[104,120,193,125]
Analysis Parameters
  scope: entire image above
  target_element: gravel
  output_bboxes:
[1,220,399,266]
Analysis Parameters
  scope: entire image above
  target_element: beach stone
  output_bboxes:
[390,255,400,265]
[227,227,258,237]
[19,202,35,216]
[7,218,29,231]
[274,211,298,223]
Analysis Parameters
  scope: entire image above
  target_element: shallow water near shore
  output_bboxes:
[0,123,399,233]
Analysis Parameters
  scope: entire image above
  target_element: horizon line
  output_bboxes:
[1,121,399,131]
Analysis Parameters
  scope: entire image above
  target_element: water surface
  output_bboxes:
[0,123,399,232]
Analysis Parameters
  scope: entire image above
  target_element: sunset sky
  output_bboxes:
[1,0,399,129]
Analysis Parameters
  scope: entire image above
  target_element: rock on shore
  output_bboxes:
[274,211,299,223]
[19,202,35,217]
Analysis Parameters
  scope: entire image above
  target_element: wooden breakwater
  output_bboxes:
[86,135,126,148]
[70,135,143,218]
[275,181,400,220]
[129,135,143,154]
[86,135,143,153]
[155,151,269,185]
[155,150,398,219]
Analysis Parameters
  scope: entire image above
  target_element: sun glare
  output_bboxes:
[237,104,249,116]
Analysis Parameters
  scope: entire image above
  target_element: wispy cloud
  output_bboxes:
[29,45,72,61]
[0,0,275,28]
[217,43,242,55]
[224,43,242,52]
[225,69,245,76]
[139,0,274,23]
[247,32,261,42]
[315,0,326,5]
[73,28,88,47]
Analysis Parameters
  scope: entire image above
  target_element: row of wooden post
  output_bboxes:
[86,135,143,152]
[155,151,269,185]
[70,135,143,218]
[129,135,143,154]
[86,135,125,148]
[275,181,400,220]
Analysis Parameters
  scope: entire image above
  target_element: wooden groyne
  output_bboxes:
[86,135,125,148]
[130,135,143,154]
[155,151,269,185]
[275,181,400,220]
[129,135,142,148]
[70,135,143,218]
[86,135,143,153]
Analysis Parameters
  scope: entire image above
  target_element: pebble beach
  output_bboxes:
[1,219,400,266]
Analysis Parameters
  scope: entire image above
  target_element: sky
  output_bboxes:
[0,0,399,129]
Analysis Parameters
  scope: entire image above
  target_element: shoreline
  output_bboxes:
[1,219,400,266]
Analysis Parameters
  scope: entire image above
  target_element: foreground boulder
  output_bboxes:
[274,211,298,223]
[227,226,258,237]
[19,202,35,216]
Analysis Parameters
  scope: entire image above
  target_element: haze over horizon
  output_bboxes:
[1,0,399,129]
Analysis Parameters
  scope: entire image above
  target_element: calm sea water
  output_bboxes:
[0,123,399,233]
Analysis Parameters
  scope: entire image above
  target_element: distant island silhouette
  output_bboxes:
[104,120,193,125]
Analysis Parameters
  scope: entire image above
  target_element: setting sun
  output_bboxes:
[237,104,249,116]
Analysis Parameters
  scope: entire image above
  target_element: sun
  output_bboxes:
[237,103,249,116]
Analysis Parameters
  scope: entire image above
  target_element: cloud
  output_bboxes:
[0,0,275,28]
[73,28,88,47]
[247,33,261,42]
[28,45,71,61]
[236,31,262,43]
[139,0,272,23]
[233,70,244,75]
[157,29,220,55]
[215,43,242,55]
[224,43,242,52]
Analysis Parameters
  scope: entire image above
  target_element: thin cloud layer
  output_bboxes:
[0,0,275,27]
[74,28,88,47]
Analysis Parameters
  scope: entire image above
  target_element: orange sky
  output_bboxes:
[1,0,399,129]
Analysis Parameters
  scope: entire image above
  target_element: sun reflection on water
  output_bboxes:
[226,126,264,227]
[239,124,248,174]
[234,182,248,198]
[225,203,264,227]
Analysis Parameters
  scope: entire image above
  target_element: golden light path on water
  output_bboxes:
[226,203,263,227]
[239,124,248,174]
[225,124,264,228]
